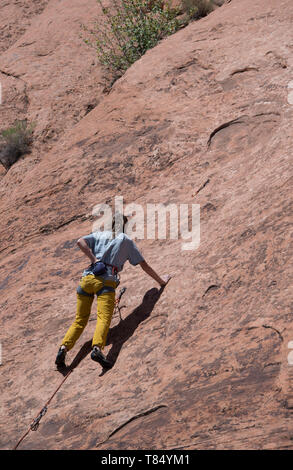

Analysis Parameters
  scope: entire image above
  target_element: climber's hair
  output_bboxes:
[112,212,128,235]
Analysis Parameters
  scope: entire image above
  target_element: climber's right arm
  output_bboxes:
[139,260,171,287]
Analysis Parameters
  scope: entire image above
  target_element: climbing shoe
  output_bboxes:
[91,346,112,369]
[55,346,67,367]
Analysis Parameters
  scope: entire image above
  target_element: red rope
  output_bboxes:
[13,369,73,450]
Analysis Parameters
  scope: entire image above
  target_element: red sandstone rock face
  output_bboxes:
[0,0,50,54]
[0,0,293,450]
[0,0,106,163]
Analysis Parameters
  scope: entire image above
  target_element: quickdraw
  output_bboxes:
[30,406,48,431]
[114,287,127,320]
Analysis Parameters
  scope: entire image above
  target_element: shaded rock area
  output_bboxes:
[0,0,293,450]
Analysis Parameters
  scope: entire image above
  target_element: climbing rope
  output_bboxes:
[13,287,127,450]
[13,369,73,450]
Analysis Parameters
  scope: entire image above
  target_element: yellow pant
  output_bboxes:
[61,275,116,351]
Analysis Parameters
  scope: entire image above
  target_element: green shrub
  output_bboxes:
[182,0,213,20]
[0,120,35,170]
[84,0,180,77]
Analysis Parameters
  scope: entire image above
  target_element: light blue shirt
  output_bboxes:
[82,231,144,281]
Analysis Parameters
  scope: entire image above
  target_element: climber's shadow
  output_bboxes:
[102,285,165,374]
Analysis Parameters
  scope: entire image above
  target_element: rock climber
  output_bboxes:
[55,213,171,370]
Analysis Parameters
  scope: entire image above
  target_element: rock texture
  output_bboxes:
[0,0,106,165]
[0,0,293,450]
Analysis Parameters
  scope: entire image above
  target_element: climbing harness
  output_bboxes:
[92,260,119,278]
[76,284,116,297]
[77,263,120,298]
[13,287,127,450]
[76,280,118,298]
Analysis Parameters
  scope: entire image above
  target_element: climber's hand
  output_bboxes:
[159,275,172,287]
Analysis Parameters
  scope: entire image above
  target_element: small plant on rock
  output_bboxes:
[181,0,214,20]
[0,120,35,171]
[84,0,181,78]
